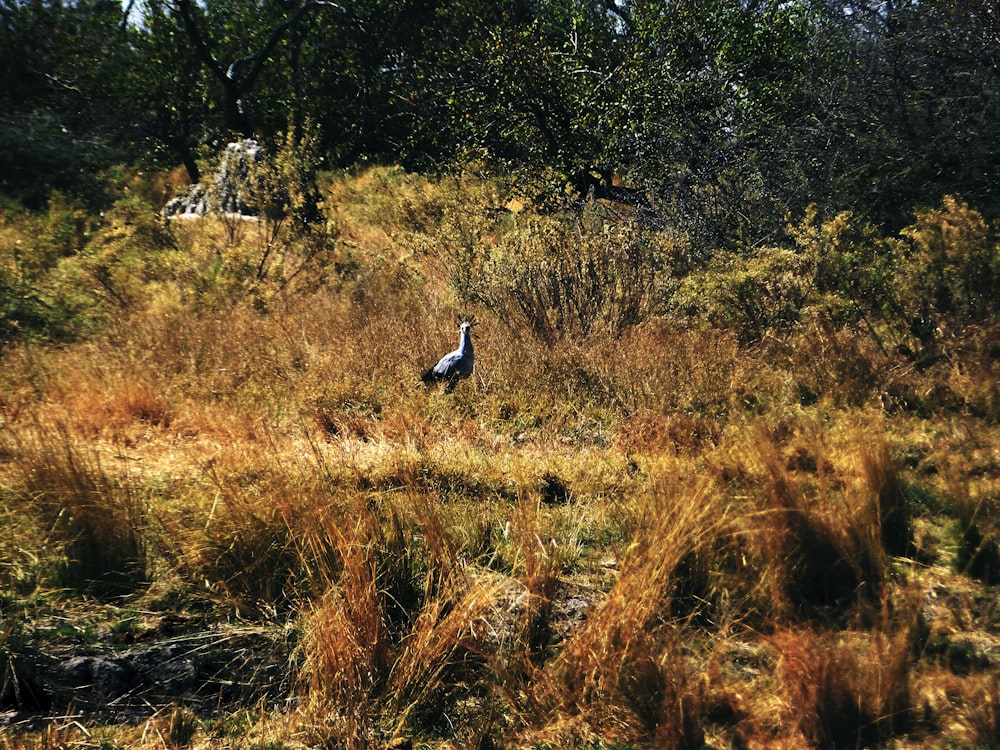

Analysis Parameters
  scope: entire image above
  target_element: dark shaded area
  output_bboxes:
[1,628,295,725]
[0,0,997,246]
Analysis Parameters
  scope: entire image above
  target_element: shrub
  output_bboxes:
[900,195,1000,326]
[746,428,890,621]
[167,455,341,616]
[77,195,179,310]
[0,196,99,349]
[859,438,913,558]
[225,121,339,302]
[773,625,913,746]
[541,478,719,746]
[453,214,671,342]
[671,246,815,342]
[949,476,1000,584]
[788,205,905,350]
[298,491,509,745]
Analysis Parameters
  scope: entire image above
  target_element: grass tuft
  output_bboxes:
[4,421,146,595]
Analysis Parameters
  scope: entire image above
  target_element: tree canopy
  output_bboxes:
[1,0,998,243]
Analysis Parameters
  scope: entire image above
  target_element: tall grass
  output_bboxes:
[0,169,997,747]
[532,476,721,747]
[297,487,514,745]
[3,421,147,595]
[772,623,914,746]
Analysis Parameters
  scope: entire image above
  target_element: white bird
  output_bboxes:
[421,321,475,392]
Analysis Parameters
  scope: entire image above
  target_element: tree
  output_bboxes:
[580,0,825,247]
[3,0,998,238]
[131,0,211,183]
[0,0,139,207]
[854,0,1000,224]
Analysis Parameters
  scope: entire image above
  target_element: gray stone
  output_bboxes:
[58,655,138,697]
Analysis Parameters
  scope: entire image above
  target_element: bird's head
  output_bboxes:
[458,317,477,336]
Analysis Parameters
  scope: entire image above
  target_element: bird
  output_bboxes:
[421,321,475,392]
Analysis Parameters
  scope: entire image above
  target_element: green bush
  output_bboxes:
[789,207,902,326]
[77,195,180,310]
[0,196,99,349]
[671,246,814,342]
[899,195,1000,325]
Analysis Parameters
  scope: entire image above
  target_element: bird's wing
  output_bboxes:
[433,349,463,376]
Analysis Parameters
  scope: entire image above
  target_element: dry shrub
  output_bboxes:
[615,412,721,455]
[165,448,409,615]
[299,521,391,714]
[182,486,303,616]
[781,315,884,408]
[965,674,1000,745]
[560,322,751,417]
[384,577,507,733]
[454,214,668,343]
[953,324,1000,420]
[508,491,562,658]
[772,625,913,746]
[167,702,198,747]
[52,376,174,441]
[662,324,769,416]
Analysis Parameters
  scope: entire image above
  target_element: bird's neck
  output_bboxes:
[460,330,473,354]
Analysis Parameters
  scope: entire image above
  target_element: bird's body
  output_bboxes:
[422,321,474,392]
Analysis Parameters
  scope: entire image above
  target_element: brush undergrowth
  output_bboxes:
[0,165,998,748]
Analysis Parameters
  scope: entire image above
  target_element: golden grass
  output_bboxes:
[0,168,998,748]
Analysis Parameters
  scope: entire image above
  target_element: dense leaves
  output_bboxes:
[1,0,998,238]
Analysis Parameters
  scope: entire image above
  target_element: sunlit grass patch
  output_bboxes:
[0,171,998,748]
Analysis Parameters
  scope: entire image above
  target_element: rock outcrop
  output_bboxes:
[162,139,261,219]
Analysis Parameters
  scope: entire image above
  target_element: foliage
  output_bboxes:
[0,0,137,207]
[451,211,671,342]
[789,206,902,326]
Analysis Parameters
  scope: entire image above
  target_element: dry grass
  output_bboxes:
[0,168,998,748]
[2,420,147,596]
[771,623,914,746]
